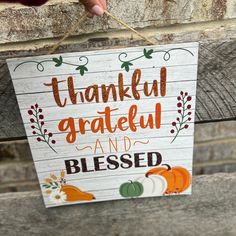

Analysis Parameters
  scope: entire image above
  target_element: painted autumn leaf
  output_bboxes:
[121,62,133,72]
[143,49,154,59]
[53,56,63,67]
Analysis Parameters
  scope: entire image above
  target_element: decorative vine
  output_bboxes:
[170,91,192,143]
[28,104,57,153]
[118,48,194,72]
[13,55,89,76]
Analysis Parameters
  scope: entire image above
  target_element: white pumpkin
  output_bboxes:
[136,175,167,196]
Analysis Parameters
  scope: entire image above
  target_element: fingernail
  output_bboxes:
[91,5,104,16]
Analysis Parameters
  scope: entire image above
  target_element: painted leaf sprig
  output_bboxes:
[53,55,89,76]
[118,48,194,72]
[13,55,89,76]
[42,181,60,190]
[28,104,57,153]
[119,49,153,72]
[143,49,154,59]
[170,91,192,143]
[53,56,63,67]
[43,171,66,189]
[121,62,133,72]
[76,65,88,76]
[42,172,65,195]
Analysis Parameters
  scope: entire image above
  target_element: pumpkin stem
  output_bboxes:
[129,180,133,183]
[162,164,171,171]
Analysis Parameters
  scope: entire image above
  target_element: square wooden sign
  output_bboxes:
[7,42,199,208]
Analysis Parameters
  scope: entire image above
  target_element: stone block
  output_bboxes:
[0,162,36,184]
[194,120,236,142]
[193,140,236,162]
[0,0,235,44]
[0,140,32,162]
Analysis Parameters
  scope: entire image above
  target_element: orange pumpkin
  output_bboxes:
[146,164,191,194]
[61,185,95,202]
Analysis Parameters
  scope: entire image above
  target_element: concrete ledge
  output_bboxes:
[0,180,39,194]
[0,173,236,236]
[0,162,36,184]
[0,0,236,44]
[1,19,236,57]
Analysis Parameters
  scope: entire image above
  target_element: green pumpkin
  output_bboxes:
[119,181,144,198]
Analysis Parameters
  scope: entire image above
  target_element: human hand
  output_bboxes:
[1,0,107,16]
[79,0,107,16]
[1,0,48,6]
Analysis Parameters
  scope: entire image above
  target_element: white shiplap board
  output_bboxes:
[7,42,199,208]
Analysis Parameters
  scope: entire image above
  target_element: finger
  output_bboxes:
[98,0,107,10]
[79,0,104,16]
[86,11,94,18]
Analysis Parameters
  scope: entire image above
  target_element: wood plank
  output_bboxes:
[0,40,235,140]
[0,173,236,235]
[0,121,235,190]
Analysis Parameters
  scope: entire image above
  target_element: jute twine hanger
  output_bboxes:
[48,9,155,55]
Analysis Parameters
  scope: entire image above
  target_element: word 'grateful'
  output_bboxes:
[58,104,161,143]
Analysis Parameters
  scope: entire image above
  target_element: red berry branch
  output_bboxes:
[170,91,192,143]
[28,104,57,153]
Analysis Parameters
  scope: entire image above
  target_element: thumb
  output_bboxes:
[79,0,105,16]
